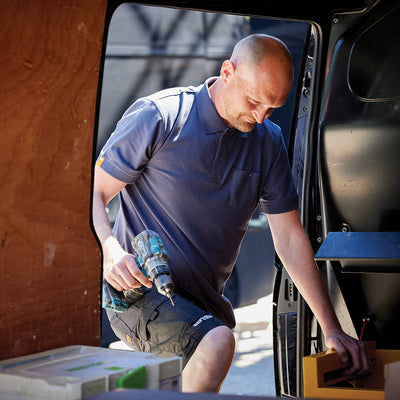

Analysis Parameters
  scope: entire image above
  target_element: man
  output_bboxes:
[93,34,370,393]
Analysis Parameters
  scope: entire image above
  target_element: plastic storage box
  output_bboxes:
[0,345,181,399]
[303,348,400,399]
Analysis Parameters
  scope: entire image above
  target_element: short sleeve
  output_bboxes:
[97,98,165,184]
[259,126,299,214]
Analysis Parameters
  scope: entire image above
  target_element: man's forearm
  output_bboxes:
[268,210,342,337]
[92,192,113,247]
[92,188,152,291]
[92,191,113,245]
[92,191,129,265]
[278,229,342,337]
[92,165,127,248]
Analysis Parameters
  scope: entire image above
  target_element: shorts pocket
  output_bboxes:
[228,169,261,210]
[109,305,148,352]
[135,289,169,345]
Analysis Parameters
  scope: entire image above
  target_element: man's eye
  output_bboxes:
[248,98,259,105]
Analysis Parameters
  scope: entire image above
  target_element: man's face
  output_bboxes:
[220,59,292,132]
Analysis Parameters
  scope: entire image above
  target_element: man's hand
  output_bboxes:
[325,330,372,376]
[103,236,152,292]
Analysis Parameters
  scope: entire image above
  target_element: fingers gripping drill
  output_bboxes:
[102,229,175,312]
[132,230,175,306]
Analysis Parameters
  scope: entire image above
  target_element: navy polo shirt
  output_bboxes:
[98,78,298,328]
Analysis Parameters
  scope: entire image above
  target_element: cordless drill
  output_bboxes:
[131,229,175,306]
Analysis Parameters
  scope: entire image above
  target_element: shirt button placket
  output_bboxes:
[210,132,227,184]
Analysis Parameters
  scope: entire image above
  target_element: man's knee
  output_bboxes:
[197,326,235,358]
[210,325,235,349]
[182,326,235,392]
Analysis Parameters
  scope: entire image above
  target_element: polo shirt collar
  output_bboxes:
[196,77,248,138]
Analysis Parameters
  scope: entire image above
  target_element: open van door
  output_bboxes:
[273,0,400,397]
[99,1,400,396]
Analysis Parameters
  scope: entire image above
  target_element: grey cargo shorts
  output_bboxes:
[106,286,225,368]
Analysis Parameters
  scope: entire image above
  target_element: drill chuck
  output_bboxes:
[131,230,174,305]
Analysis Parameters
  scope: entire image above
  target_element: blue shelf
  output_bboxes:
[314,232,400,273]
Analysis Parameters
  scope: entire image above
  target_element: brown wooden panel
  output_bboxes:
[0,0,107,359]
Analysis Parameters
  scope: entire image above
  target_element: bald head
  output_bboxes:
[209,34,294,132]
[230,34,293,81]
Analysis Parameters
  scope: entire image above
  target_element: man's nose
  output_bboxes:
[253,106,272,123]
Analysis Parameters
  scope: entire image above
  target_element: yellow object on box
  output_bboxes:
[303,349,400,399]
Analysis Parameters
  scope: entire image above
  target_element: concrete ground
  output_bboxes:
[220,294,275,397]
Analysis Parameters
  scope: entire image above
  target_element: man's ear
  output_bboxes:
[220,60,236,82]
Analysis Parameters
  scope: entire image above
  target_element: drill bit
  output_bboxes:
[161,285,175,306]
[167,293,175,307]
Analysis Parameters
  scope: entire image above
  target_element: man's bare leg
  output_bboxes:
[182,326,235,393]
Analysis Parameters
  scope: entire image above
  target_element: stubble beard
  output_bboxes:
[226,111,256,133]
[223,99,256,133]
